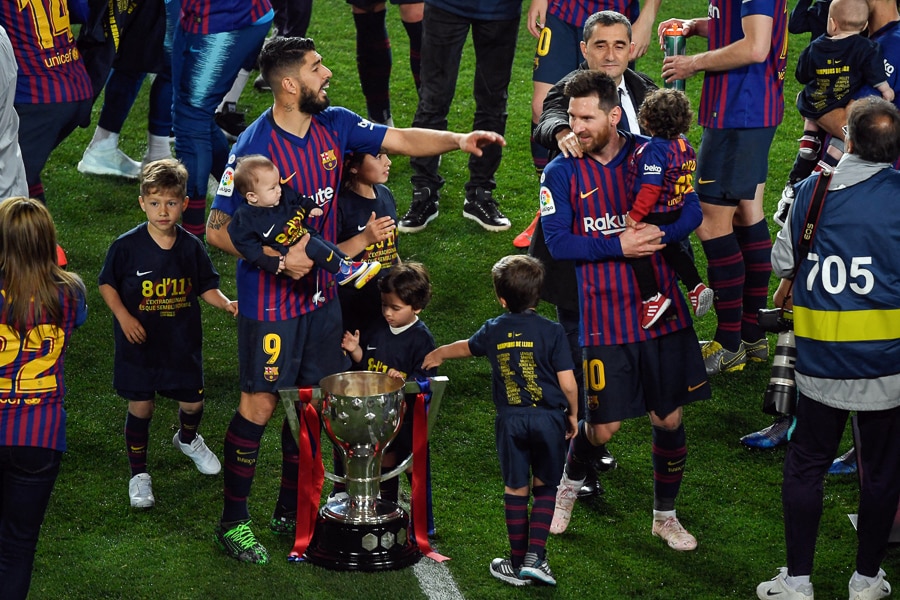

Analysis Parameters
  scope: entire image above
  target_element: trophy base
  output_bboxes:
[304,500,421,571]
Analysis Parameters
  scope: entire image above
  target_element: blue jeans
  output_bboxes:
[0,446,62,600]
[409,4,519,195]
[171,14,270,234]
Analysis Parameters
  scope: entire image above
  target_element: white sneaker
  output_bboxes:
[549,472,583,534]
[326,491,349,507]
[850,569,891,600]
[173,432,221,475]
[129,473,155,508]
[77,143,141,179]
[773,183,795,228]
[757,567,814,599]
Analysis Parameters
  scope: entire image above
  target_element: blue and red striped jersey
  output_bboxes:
[180,0,272,35]
[0,0,92,104]
[0,284,87,451]
[700,0,787,128]
[629,136,696,220]
[212,107,387,322]
[540,134,695,346]
[870,20,900,168]
[548,0,640,29]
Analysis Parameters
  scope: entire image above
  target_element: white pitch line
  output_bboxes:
[413,555,465,600]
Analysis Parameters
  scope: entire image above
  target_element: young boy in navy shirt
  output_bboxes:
[99,159,238,509]
[423,255,578,587]
[341,262,437,528]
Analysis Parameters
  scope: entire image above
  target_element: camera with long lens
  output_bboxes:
[758,308,797,416]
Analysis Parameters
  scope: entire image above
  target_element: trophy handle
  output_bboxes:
[278,376,449,484]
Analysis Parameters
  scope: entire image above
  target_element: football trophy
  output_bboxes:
[305,371,419,570]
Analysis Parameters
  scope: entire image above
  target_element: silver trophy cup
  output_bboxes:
[304,371,420,570]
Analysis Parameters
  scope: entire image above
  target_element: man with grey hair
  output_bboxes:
[756,96,900,600]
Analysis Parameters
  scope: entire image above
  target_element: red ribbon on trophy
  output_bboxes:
[410,391,449,562]
[290,386,324,561]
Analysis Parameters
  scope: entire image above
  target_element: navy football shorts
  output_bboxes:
[237,300,349,394]
[495,408,567,489]
[582,327,710,424]
[695,126,777,206]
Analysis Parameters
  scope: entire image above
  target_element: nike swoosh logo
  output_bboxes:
[687,382,707,392]
[280,173,296,185]
[129,446,146,452]
[667,459,686,466]
[236,449,255,456]
[366,346,377,351]
[136,270,152,276]
[697,178,716,184]
[357,225,367,231]
[580,187,599,199]
[263,224,275,238]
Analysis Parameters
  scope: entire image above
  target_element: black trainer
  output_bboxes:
[576,469,604,499]
[214,103,247,142]
[253,74,271,92]
[398,188,439,233]
[463,188,510,232]
[587,443,617,473]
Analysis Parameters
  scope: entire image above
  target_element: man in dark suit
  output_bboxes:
[534,10,656,153]
[529,10,658,499]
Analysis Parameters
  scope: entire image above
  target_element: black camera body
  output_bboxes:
[758,307,793,333]
[758,308,797,416]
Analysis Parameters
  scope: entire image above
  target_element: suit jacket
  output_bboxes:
[530,63,659,311]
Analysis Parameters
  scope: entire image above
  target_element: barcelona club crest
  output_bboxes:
[320,149,337,171]
[264,366,279,382]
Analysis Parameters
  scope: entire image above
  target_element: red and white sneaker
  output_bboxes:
[641,293,671,329]
[688,283,714,317]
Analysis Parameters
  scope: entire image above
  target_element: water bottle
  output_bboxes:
[664,24,686,91]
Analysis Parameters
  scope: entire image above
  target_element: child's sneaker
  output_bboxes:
[798,134,821,160]
[489,558,530,587]
[128,473,155,509]
[173,432,221,475]
[641,293,672,329]
[336,260,382,289]
[520,554,557,586]
[688,283,714,317]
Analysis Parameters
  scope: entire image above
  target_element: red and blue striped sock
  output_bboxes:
[702,233,744,351]
[504,493,530,569]
[735,220,772,343]
[652,424,687,512]
[526,485,555,561]
[222,412,265,523]
[125,412,151,477]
